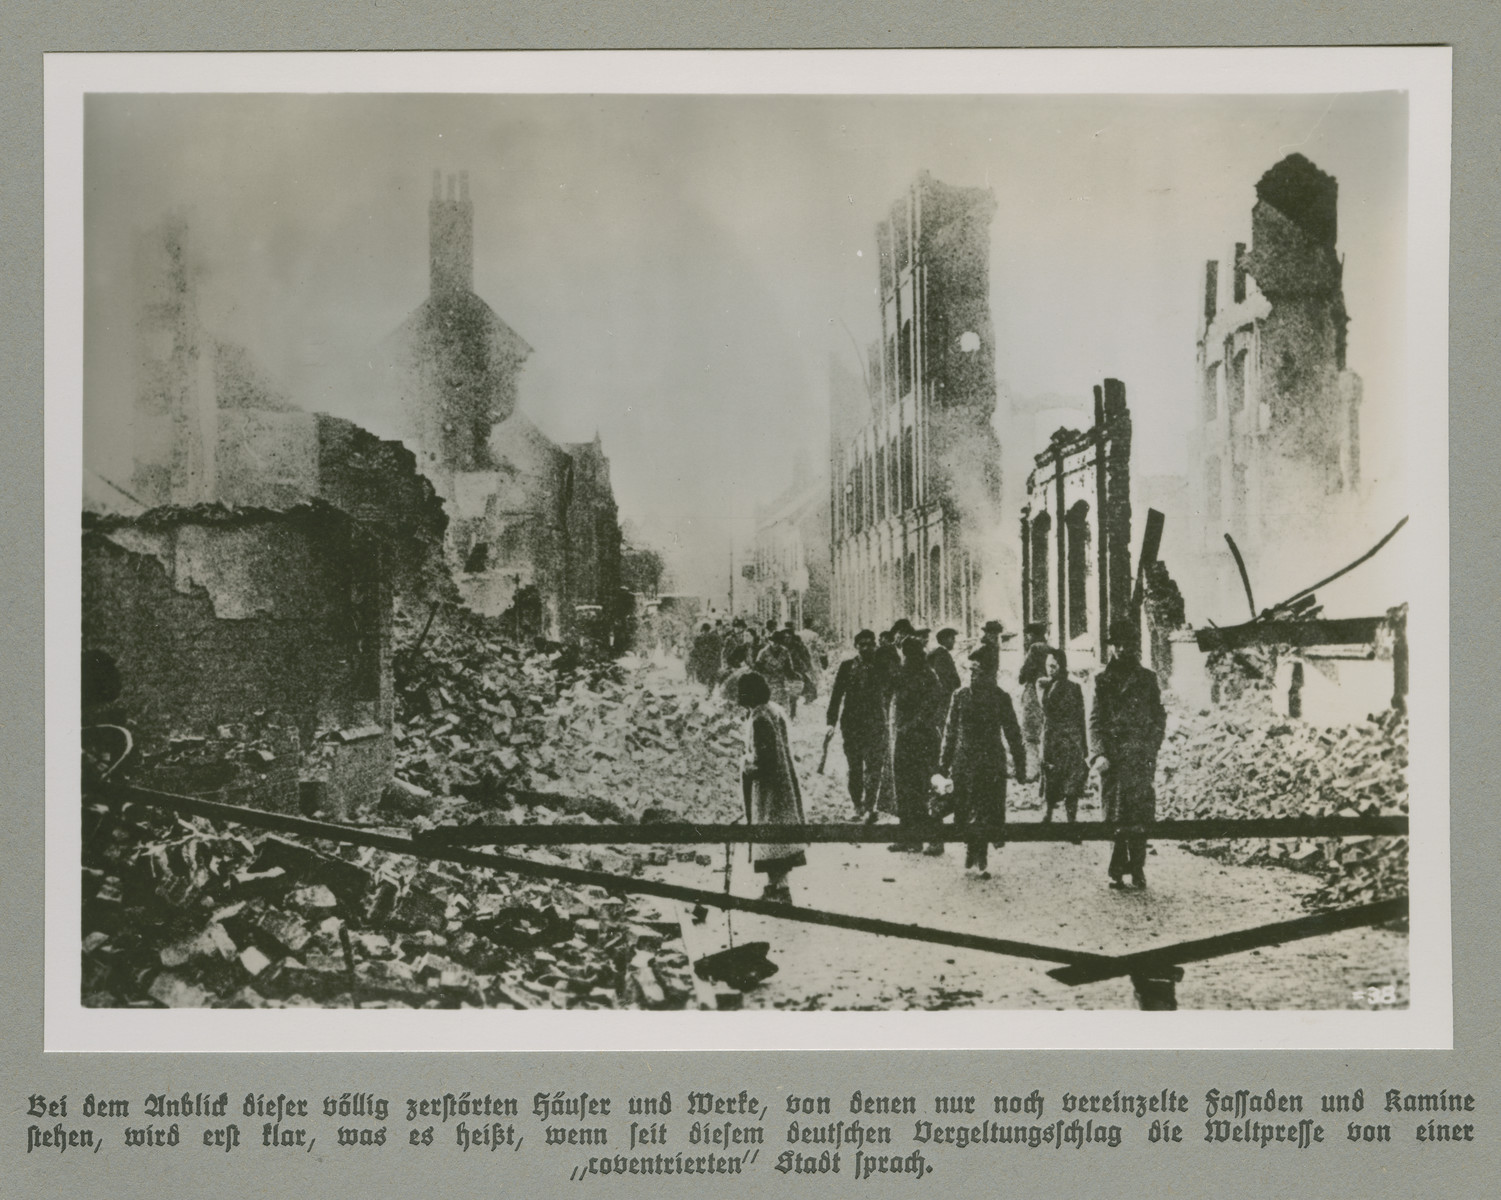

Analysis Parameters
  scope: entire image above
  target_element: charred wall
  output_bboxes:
[82,505,389,753]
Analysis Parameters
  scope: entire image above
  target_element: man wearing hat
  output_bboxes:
[1089,616,1167,890]
[980,619,1005,651]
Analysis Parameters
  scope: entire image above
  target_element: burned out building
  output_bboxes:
[829,172,1005,641]
[750,455,832,633]
[1189,153,1364,619]
[89,215,451,814]
[379,171,622,639]
[83,502,394,814]
[1019,379,1135,671]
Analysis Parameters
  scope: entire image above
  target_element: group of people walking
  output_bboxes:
[687,617,824,716]
[717,610,1165,903]
[825,614,1166,889]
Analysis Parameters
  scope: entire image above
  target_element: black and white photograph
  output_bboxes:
[48,51,1450,1049]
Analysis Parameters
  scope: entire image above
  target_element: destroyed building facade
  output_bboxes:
[829,173,1005,641]
[749,455,831,633]
[1189,153,1364,619]
[380,171,623,640]
[83,502,393,812]
[1019,379,1134,670]
[89,216,451,815]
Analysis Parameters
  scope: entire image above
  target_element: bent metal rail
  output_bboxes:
[90,781,1409,994]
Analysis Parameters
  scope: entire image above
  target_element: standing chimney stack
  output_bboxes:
[429,166,474,297]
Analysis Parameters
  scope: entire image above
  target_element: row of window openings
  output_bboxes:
[838,544,965,627]
[866,317,916,407]
[839,429,918,537]
[1026,503,1094,643]
[1203,347,1250,422]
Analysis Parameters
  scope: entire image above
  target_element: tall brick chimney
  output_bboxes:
[429,169,473,297]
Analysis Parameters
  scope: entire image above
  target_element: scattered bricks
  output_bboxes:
[628,950,667,1008]
[265,954,350,1002]
[391,886,448,933]
[82,931,110,954]
[229,986,268,1008]
[628,924,664,951]
[159,922,237,968]
[232,867,290,897]
[364,879,399,926]
[349,931,394,959]
[288,884,339,911]
[239,946,273,976]
[253,837,372,905]
[83,953,114,992]
[148,972,214,1008]
[1156,692,1407,912]
[252,909,313,955]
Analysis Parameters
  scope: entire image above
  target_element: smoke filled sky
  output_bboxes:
[84,92,1407,597]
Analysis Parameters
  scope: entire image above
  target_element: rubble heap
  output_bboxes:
[81,608,759,1011]
[1155,694,1408,913]
[81,795,707,1010]
[391,604,745,823]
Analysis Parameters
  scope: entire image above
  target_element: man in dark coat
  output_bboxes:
[1037,648,1088,839]
[1089,616,1167,889]
[927,627,962,702]
[887,638,946,852]
[825,629,884,817]
[939,644,1029,874]
[784,620,817,707]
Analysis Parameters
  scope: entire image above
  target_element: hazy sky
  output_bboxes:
[84,91,1407,597]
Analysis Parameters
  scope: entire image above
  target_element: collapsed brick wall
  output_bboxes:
[82,509,384,751]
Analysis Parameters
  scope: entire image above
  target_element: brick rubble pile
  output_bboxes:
[1155,694,1408,913]
[81,608,753,1012]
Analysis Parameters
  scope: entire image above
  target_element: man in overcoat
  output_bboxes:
[825,629,885,817]
[939,644,1029,875]
[1089,617,1167,889]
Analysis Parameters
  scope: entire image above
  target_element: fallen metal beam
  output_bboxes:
[94,781,1113,971]
[412,816,1407,847]
[1194,615,1386,653]
[1224,533,1257,621]
[1046,896,1408,986]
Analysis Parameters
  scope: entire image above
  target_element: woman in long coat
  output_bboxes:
[736,671,807,903]
[1037,648,1089,839]
[939,645,1029,875]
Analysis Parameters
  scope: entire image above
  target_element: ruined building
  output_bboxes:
[88,216,449,814]
[750,454,832,634]
[1189,153,1364,619]
[829,172,1005,641]
[1019,379,1135,671]
[380,171,622,638]
[83,502,394,813]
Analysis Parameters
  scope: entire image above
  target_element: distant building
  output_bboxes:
[750,456,831,633]
[379,171,622,639]
[1019,379,1134,671]
[829,172,1005,641]
[1189,153,1364,620]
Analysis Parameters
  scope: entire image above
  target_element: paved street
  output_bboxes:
[645,659,1408,1012]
